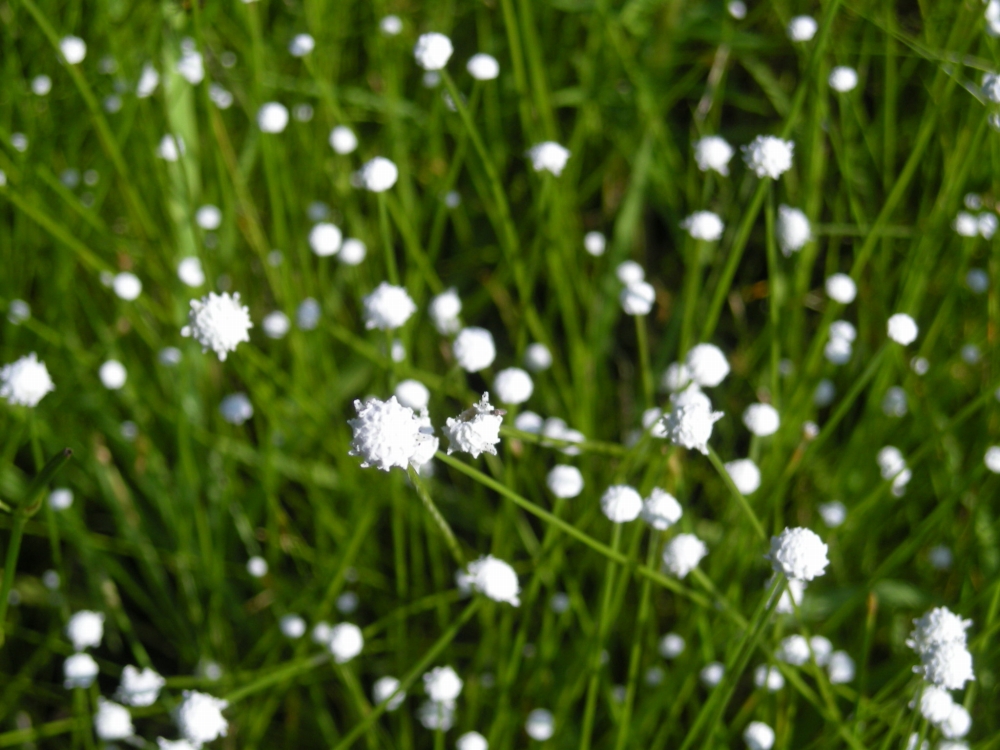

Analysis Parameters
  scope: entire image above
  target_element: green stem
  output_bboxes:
[765,186,781,408]
[408,466,465,567]
[635,314,654,409]
[706,447,766,541]
[377,192,400,286]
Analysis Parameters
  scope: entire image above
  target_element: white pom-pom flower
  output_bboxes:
[693,136,734,175]
[64,652,99,688]
[906,607,972,654]
[777,634,811,665]
[810,636,833,665]
[700,662,725,687]
[257,102,289,133]
[444,393,504,458]
[912,684,955,725]
[113,272,142,300]
[828,66,858,93]
[67,610,104,651]
[362,283,416,331]
[329,623,364,663]
[394,380,430,411]
[940,704,972,739]
[828,650,855,683]
[681,211,724,241]
[753,665,785,692]
[49,488,73,511]
[494,368,533,404]
[528,142,571,176]
[600,485,643,523]
[178,257,205,287]
[453,327,496,372]
[661,362,692,392]
[1,353,55,407]
[787,16,818,42]
[467,53,500,80]
[725,458,761,494]
[116,665,166,707]
[94,698,134,741]
[157,134,185,162]
[547,465,584,499]
[743,403,780,437]
[349,396,432,471]
[465,555,520,606]
[430,288,462,335]
[181,292,253,361]
[414,33,454,71]
[620,281,655,315]
[662,533,707,578]
[99,360,127,390]
[664,397,724,455]
[372,676,406,711]
[641,488,682,530]
[659,633,685,658]
[743,135,794,179]
[195,204,222,230]
[887,313,918,345]
[380,15,403,35]
[525,709,555,741]
[616,260,645,285]
[175,691,229,746]
[685,344,730,387]
[424,666,463,702]
[767,527,829,581]
[60,36,87,64]
[954,212,978,237]
[289,33,315,57]
[524,343,553,372]
[457,730,488,750]
[310,223,343,257]
[584,231,607,256]
[825,273,857,304]
[339,238,367,266]
[330,126,358,154]
[280,614,306,639]
[916,640,974,690]
[819,501,846,528]
[743,721,775,750]
[777,205,811,255]
[358,157,399,192]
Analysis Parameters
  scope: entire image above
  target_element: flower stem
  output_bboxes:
[408,466,466,566]
[635,314,654,409]
[706,446,767,541]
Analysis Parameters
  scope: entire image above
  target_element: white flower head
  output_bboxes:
[116,665,166,707]
[339,238,367,266]
[753,664,785,692]
[616,260,645,285]
[66,610,104,651]
[178,257,205,287]
[662,533,708,578]
[818,501,846,528]
[828,650,855,683]
[547,465,584,499]
[916,640,974,690]
[349,396,429,471]
[787,16,818,42]
[725,458,761,495]
[494,367,534,404]
[743,403,780,437]
[953,212,978,237]
[280,614,306,639]
[620,281,655,316]
[64,652,99,688]
[99,360,127,390]
[887,313,918,345]
[181,292,252,361]
[414,33,453,71]
[32,74,53,96]
[196,204,222,230]
[220,393,253,425]
[825,273,857,304]
[95,698,134,741]
[906,607,972,654]
[941,704,972,739]
[157,134,185,161]
[262,311,290,339]
[777,634,811,665]
[418,699,456,730]
[372,676,406,711]
[664,399,724,455]
[363,282,416,331]
[700,662,725,686]
[743,721,775,750]
[584,231,607,256]
[524,343,553,372]
[877,445,907,479]
[60,36,87,64]
[467,53,500,80]
[310,222,343,257]
[330,125,358,154]
[528,142,571,176]
[515,411,543,433]
[985,446,1000,473]
[641,488,683,530]
[258,102,289,133]
[289,33,315,57]
[659,633,685,658]
[912,684,955,725]
[685,344,730,387]
[693,136,734,175]
[329,623,364,663]
[600,484,643,523]
[430,288,463,335]
[743,135,795,179]
[642,407,668,438]
[444,393,504,459]
[1,353,55,407]
[358,157,399,192]
[661,362,692,392]
[466,555,520,606]
[681,211,724,241]
[137,63,160,97]
[770,573,806,614]
[453,327,496,372]
[983,73,1000,103]
[457,731,489,750]
[394,380,430,411]
[828,66,858,93]
[380,15,403,35]
[175,691,229,746]
[525,709,555,741]
[423,665,463,702]
[767,527,829,581]
[777,205,811,255]
[48,488,73,511]
[113,272,142,300]
[176,49,204,84]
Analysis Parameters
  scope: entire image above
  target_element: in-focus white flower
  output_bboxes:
[467,53,500,80]
[494,368,534,404]
[620,281,655,315]
[662,533,708,578]
[743,135,794,179]
[827,650,855,683]
[424,666,463,702]
[787,16,818,42]
[685,344,730,387]
[178,257,205,287]
[700,662,725,687]
[289,33,315,57]
[916,640,974,690]
[49,488,73,511]
[659,633,685,658]
[247,556,268,577]
[444,393,504,459]
[310,222,343,257]
[113,272,142,300]
[1,353,55,407]
[372,676,406,711]
[725,458,761,494]
[363,283,416,331]
[99,360,127,390]
[681,211,724,241]
[547,465,584,499]
[753,664,785,692]
[182,292,252,361]
[828,66,858,93]
[175,691,229,746]
[777,634,811,665]
[329,623,364,663]
[430,288,462,335]
[818,501,846,528]
[616,260,645,285]
[258,102,289,133]
[349,396,430,471]
[95,698,133,741]
[777,205,811,255]
[457,730,488,750]
[767,527,829,581]
[67,611,104,651]
[528,142,571,176]
[743,403,780,437]
[524,343,553,372]
[453,327,496,372]
[176,49,204,84]
[940,704,972,739]
[358,157,399,192]
[825,273,857,304]
[641,488,682,530]
[64,652,99,688]
[414,33,453,70]
[60,36,87,64]
[32,74,53,96]
[664,395,723,455]
[600,485,643,523]
[887,313,918,345]
[330,126,359,155]
[743,721,775,750]
[465,555,520,606]
[693,136,734,175]
[584,231,607,256]
[907,607,972,654]
[524,709,555,741]
[380,15,403,35]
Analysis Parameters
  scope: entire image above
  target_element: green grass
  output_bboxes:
[0,0,998,747]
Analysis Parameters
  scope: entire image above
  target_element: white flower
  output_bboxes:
[220,393,253,425]
[515,411,543,433]
[60,36,87,64]
[380,15,403,35]
[877,446,907,479]
[444,393,504,459]
[989,0,1000,36]
[728,1,747,19]
[262,311,290,339]
[887,313,918,345]
[777,205,811,255]
[136,63,159,97]
[912,684,955,725]
[828,66,858,93]
[825,336,852,365]
[524,343,553,372]
[979,213,998,238]
[349,396,428,471]
[600,485,643,523]
[178,257,205,287]
[584,231,607,256]
[181,292,253,361]
[685,344,730,387]
[641,488,682,530]
[94,698,133,741]
[906,607,972,655]
[620,281,655,315]
[985,446,1000,473]
[547,465,584,499]
[358,157,399,192]
[99,360,127,390]
[661,362,692,392]
[394,380,430,411]
[616,260,645,285]
[64,652,99,688]
[810,636,833,665]
[818,501,846,528]
[457,730,488,750]
[1,353,55,407]
[940,704,972,739]
[49,488,73,511]
[339,238,367,265]
[176,49,204,84]
[175,691,229,746]
[113,271,142,300]
[32,74,53,96]
[825,273,857,304]
[916,640,974,690]
[662,533,708,578]
[372,676,406,711]
[67,610,104,651]
[465,555,520,606]
[827,650,855,683]
[787,16,818,42]
[310,222,343,256]
[329,126,359,154]
[524,709,555,741]
[953,212,978,237]
[777,635,811,665]
[494,368,534,404]
[664,398,724,455]
[279,614,306,639]
[453,327,496,371]
[430,288,463,335]
[467,53,500,80]
[753,665,785,692]
[247,556,268,577]
[196,204,222,230]
[642,408,668,438]
[659,633,685,658]
[743,135,795,179]
[157,740,197,750]
[209,84,234,109]
[258,102,289,133]
[725,459,761,494]
[424,666,463,702]
[771,574,806,614]
[414,32,454,70]
[528,142,571,176]
[700,662,725,687]
[681,211,724,241]
[329,623,364,663]
[767,527,828,581]
[418,700,456,730]
[116,665,165,707]
[743,721,775,750]
[693,136,734,175]
[363,282,416,330]
[289,33,315,57]
[983,73,1000,103]
[743,403,780,437]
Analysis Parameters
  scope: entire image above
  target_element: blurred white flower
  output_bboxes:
[685,344,730,387]
[339,238,367,265]
[372,676,406,711]
[136,63,159,97]
[330,126,359,154]
[616,260,645,285]
[524,343,552,372]
[494,368,533,404]
[659,633,685,658]
[681,211,724,241]
[289,33,315,57]
[380,15,403,35]
[424,666,463,702]
[67,610,104,651]
[157,134,185,162]
[1,353,55,407]
[787,16,818,42]
[177,49,204,84]
[777,205,811,255]
[825,273,857,303]
[247,556,268,577]
[753,665,784,692]
[818,501,846,528]
[220,393,253,425]
[258,102,289,133]
[395,380,430,411]
[584,231,607,256]
[828,66,858,93]
[64,652,99,688]
[358,157,399,192]
[465,555,520,606]
[457,730,488,750]
[600,484,643,523]
[196,205,222,230]
[310,222,343,257]
[175,691,229,746]
[363,283,416,330]
[113,272,142,300]
[693,136,734,175]
[414,33,454,71]
[743,721,775,750]
[453,327,496,372]
[887,313,918,345]
[767,527,828,581]
[99,360,127,390]
[743,135,794,179]
[262,311,290,339]
[329,623,364,663]
[178,257,206,287]
[725,458,761,494]
[547,465,584,498]
[32,74,52,96]
[528,142,571,176]
[94,698,134,741]
[116,666,165,707]
[700,662,725,687]
[524,709,555,741]
[620,281,655,315]
[49,488,73,511]
[743,403,780,437]
[662,533,708,578]
[60,36,87,64]
[827,650,855,683]
[467,53,500,80]
[641,488,682,530]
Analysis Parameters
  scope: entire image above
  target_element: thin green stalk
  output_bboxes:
[378,192,400,286]
[408,467,465,567]
[765,187,781,408]
[635,314,654,409]
[706,447,766,541]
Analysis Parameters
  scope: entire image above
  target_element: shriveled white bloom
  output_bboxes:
[220,393,253,425]
[457,730,489,750]
[444,393,504,458]
[907,607,972,654]
[116,665,165,707]
[99,360,127,390]
[771,574,806,614]
[828,650,855,683]
[394,380,430,411]
[279,614,306,639]
[358,156,399,192]
[940,704,972,739]
[418,700,456,731]
[528,142,571,176]
[329,125,359,155]
[664,398,723,455]
[467,53,500,80]
[49,488,73,511]
[466,555,520,606]
[584,231,607,256]
[32,74,53,96]
[64,652,99,688]
[787,15,818,42]
[753,665,785,692]
[289,33,315,57]
[363,283,416,330]
[620,281,655,315]
[453,327,496,371]
[777,205,811,255]
[178,257,205,287]
[262,311,290,339]
[818,501,846,528]
[182,292,253,361]
[60,36,87,64]
[309,222,343,257]
[176,49,204,84]
[94,698,133,740]
[826,273,857,304]
[700,662,725,687]
[953,212,978,237]
[372,676,406,711]
[430,288,462,335]
[515,411,543,434]
[1,353,55,407]
[661,362,692,392]
[494,368,534,404]
[258,102,289,133]
[828,66,858,93]
[685,344,730,387]
[641,488,682,530]
[887,313,918,345]
[725,459,761,495]
[175,691,229,746]
[349,396,430,471]
[113,272,142,300]
[247,556,268,577]
[424,666,463,703]
[659,633,685,658]
[547,465,584,499]
[777,635,811,665]
[524,343,553,372]
[662,533,708,578]
[67,610,104,651]
[524,709,555,741]
[600,484,643,523]
[681,211,724,241]
[414,32,454,71]
[743,721,775,750]
[767,527,828,581]
[912,684,955,725]
[195,204,222,230]
[743,403,780,437]
[380,15,403,35]
[743,135,794,179]
[693,135,734,175]
[616,260,645,285]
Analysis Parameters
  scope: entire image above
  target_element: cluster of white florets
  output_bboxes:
[641,488,683,530]
[1,352,55,407]
[877,445,912,496]
[742,135,794,179]
[174,691,229,746]
[116,665,166,707]
[600,484,643,523]
[663,387,724,455]
[824,319,856,365]
[767,527,829,582]
[463,555,521,605]
[777,205,811,255]
[444,393,504,458]
[547,465,584,498]
[908,607,975,690]
[681,211,724,241]
[363,282,417,331]
[181,292,253,361]
[662,533,708,578]
[453,327,496,371]
[528,142,571,176]
[693,136,734,175]
[348,396,434,471]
